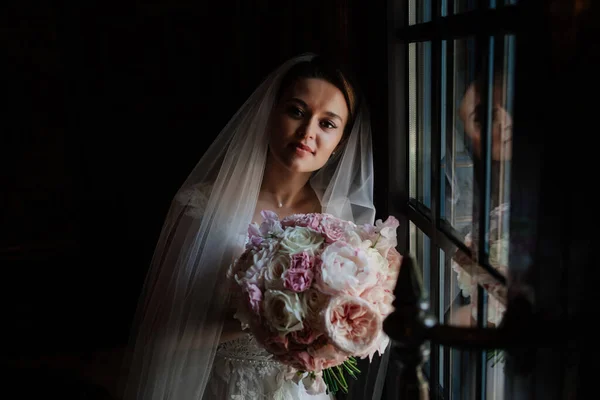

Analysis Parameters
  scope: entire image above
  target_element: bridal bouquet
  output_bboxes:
[228,211,402,394]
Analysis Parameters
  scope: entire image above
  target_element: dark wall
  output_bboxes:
[3,1,360,354]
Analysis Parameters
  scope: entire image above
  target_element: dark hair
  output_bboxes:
[276,55,361,140]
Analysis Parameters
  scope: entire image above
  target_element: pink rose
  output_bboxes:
[324,295,381,355]
[289,251,313,270]
[263,334,290,355]
[307,342,348,369]
[295,351,320,371]
[277,350,326,372]
[283,252,315,292]
[319,219,345,243]
[283,268,314,293]
[291,323,321,345]
[244,283,263,315]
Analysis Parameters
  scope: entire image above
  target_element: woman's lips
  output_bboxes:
[293,143,314,156]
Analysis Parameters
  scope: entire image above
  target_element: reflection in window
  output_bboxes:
[446,35,515,400]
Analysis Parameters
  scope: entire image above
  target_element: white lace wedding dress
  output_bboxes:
[179,184,333,400]
[203,334,333,400]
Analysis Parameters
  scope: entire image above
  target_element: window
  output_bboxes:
[386,1,521,398]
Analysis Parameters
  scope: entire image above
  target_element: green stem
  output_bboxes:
[347,361,361,374]
[336,366,348,391]
[372,233,381,248]
[342,362,358,379]
[324,369,338,394]
[329,367,346,393]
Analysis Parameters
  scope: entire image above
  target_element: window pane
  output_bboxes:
[409,221,431,290]
[409,221,432,378]
[444,282,507,398]
[408,42,433,208]
[442,37,476,238]
[443,36,514,398]
[409,42,417,199]
[453,0,518,15]
[453,0,478,14]
[442,35,514,251]
[440,248,467,398]
[410,229,508,399]
[443,251,507,399]
[409,0,432,26]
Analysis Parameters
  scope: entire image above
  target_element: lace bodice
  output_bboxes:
[207,334,287,400]
[216,334,275,363]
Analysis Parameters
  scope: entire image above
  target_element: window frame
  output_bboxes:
[385,1,540,399]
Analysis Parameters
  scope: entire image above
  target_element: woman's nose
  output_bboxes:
[296,119,318,139]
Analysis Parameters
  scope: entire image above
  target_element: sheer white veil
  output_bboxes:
[121,53,376,400]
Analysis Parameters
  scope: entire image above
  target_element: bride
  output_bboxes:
[120,53,382,399]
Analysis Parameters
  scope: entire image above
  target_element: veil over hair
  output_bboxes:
[121,53,377,399]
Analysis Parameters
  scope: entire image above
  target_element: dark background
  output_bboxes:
[3,1,387,398]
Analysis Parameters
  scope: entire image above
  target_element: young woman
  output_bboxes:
[121,54,380,400]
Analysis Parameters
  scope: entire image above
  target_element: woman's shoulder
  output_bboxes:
[174,182,214,218]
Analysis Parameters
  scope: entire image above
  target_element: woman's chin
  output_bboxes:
[274,158,317,174]
[287,164,318,174]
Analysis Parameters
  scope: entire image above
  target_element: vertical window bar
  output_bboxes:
[439,38,448,224]
[387,0,409,254]
[418,42,432,208]
[473,33,494,400]
[443,37,454,400]
[428,0,441,396]
[429,37,442,399]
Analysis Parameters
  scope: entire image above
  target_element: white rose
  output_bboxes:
[280,227,324,255]
[315,242,379,296]
[263,289,305,334]
[300,288,331,328]
[264,253,289,290]
[234,247,274,286]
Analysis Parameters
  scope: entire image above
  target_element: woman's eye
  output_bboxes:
[320,120,337,130]
[287,107,304,118]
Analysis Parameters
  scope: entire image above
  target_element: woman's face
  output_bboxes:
[268,78,349,173]
[458,80,513,161]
